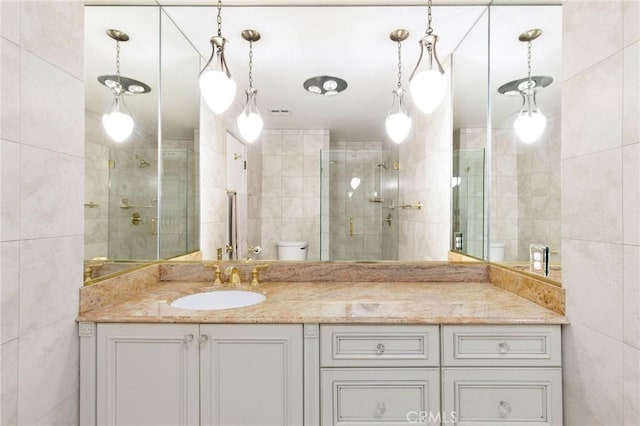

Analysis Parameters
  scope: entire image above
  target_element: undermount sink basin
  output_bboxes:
[171,290,266,311]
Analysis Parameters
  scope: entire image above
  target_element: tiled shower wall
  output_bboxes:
[561,1,640,424]
[327,141,389,261]
[84,110,159,260]
[453,128,486,258]
[160,138,199,259]
[1,1,84,424]
[256,129,329,260]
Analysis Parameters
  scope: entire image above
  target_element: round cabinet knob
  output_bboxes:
[376,343,386,354]
[376,401,386,417]
[499,400,512,416]
[498,342,510,354]
[199,335,209,345]
[182,334,194,344]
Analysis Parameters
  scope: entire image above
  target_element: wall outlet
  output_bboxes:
[529,243,550,277]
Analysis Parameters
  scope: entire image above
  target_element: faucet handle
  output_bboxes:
[249,264,270,287]
[204,263,223,286]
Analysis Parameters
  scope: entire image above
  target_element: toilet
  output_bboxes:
[489,242,505,262]
[277,241,308,260]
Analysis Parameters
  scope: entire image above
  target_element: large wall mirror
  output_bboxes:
[83,2,562,286]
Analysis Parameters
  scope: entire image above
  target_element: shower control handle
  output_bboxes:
[349,218,354,237]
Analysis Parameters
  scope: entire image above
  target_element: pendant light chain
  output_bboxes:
[248,40,254,90]
[526,40,533,89]
[115,40,121,85]
[426,0,433,35]
[396,40,403,89]
[216,0,222,37]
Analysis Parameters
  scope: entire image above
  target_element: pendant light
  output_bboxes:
[199,0,236,114]
[513,29,547,144]
[236,30,263,143]
[409,0,447,115]
[385,29,412,144]
[100,30,134,143]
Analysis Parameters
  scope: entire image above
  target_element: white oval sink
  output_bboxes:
[171,290,266,311]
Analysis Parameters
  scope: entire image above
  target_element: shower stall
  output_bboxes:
[451,148,485,258]
[320,144,399,261]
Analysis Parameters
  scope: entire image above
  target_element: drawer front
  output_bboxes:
[321,368,441,426]
[442,368,563,426]
[320,325,439,367]
[442,325,561,366]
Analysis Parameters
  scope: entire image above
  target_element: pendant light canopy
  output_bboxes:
[199,0,236,114]
[236,30,263,143]
[99,29,150,143]
[409,0,447,115]
[498,29,551,144]
[385,29,412,144]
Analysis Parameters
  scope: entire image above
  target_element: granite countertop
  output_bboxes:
[78,280,568,324]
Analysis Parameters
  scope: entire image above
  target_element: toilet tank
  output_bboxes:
[277,241,308,260]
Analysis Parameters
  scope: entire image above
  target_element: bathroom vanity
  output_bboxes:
[78,263,566,426]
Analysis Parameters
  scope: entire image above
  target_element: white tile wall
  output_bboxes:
[0,2,84,424]
[256,129,328,260]
[562,2,639,424]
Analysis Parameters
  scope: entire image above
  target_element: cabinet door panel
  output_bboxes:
[442,325,561,367]
[320,325,439,367]
[442,368,562,425]
[200,324,303,426]
[321,368,440,426]
[96,323,200,426]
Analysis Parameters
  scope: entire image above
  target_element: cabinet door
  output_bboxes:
[200,324,304,426]
[96,323,200,426]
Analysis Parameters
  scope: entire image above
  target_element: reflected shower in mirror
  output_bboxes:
[82,3,562,286]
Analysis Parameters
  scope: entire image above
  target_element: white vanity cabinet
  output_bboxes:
[85,323,303,426]
[319,325,441,426]
[441,325,563,426]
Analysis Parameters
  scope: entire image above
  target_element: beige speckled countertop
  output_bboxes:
[78,279,568,324]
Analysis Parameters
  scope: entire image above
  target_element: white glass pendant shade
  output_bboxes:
[385,88,412,143]
[236,89,263,143]
[102,95,134,142]
[409,35,447,114]
[514,92,547,144]
[199,36,236,114]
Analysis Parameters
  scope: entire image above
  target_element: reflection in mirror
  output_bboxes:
[166,5,487,263]
[451,9,489,260]
[160,9,201,258]
[489,5,562,282]
[84,7,160,261]
[83,4,562,284]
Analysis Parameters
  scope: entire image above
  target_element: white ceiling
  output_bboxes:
[84,2,562,142]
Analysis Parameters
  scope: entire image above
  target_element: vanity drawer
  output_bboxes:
[320,325,439,367]
[442,368,562,426]
[442,325,561,366]
[321,368,440,426]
